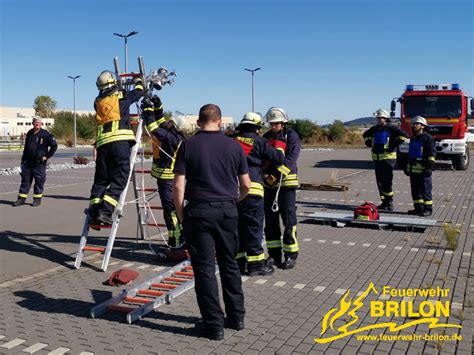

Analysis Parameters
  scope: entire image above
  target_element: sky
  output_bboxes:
[0,0,472,124]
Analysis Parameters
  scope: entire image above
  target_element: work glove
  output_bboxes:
[152,95,164,119]
[404,169,411,177]
[141,98,155,126]
[365,140,372,148]
[425,160,435,170]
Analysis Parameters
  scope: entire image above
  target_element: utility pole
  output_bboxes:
[67,75,81,148]
[113,31,139,72]
[244,67,261,112]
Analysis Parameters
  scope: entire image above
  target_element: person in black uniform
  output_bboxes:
[13,116,57,207]
[89,70,143,226]
[142,96,186,247]
[363,109,408,210]
[173,104,251,340]
[405,116,436,217]
[233,112,284,276]
[263,107,301,270]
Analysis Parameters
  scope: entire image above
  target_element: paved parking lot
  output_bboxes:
[0,148,472,354]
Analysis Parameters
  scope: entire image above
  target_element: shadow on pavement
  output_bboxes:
[44,194,89,201]
[297,201,356,211]
[314,160,374,169]
[0,199,16,206]
[15,289,202,338]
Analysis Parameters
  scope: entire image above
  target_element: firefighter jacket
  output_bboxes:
[363,124,408,161]
[21,128,58,167]
[94,85,143,148]
[234,130,285,197]
[406,132,436,174]
[263,127,301,188]
[144,101,185,180]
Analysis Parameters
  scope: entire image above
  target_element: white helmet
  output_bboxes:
[265,107,289,123]
[411,116,427,127]
[171,114,191,132]
[373,109,389,118]
[240,112,263,127]
[96,70,117,90]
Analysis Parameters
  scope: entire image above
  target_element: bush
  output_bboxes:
[52,111,97,141]
[289,119,317,140]
[328,120,346,142]
[73,155,89,165]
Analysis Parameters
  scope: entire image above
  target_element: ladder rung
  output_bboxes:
[137,188,157,192]
[137,289,166,297]
[129,113,139,117]
[147,223,166,227]
[163,277,188,283]
[148,206,163,210]
[175,271,194,277]
[135,170,151,174]
[124,296,153,304]
[107,304,136,313]
[83,246,106,252]
[184,266,193,271]
[119,73,141,78]
[151,283,177,290]
[131,121,138,126]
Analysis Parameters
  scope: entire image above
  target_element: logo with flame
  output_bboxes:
[314,282,461,344]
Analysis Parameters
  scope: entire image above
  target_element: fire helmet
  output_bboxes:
[240,112,263,127]
[411,116,428,127]
[265,107,289,123]
[96,70,117,90]
[373,109,389,118]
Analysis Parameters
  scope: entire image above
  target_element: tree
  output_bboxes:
[328,120,346,142]
[289,119,317,140]
[33,95,57,118]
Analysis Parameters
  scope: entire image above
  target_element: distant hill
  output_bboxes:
[344,116,375,127]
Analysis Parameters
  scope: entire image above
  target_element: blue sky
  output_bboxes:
[1,0,472,124]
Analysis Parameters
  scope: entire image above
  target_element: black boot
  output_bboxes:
[266,252,282,268]
[378,200,394,211]
[31,198,41,207]
[12,198,26,207]
[96,211,113,226]
[408,203,423,215]
[281,254,297,270]
[247,261,274,277]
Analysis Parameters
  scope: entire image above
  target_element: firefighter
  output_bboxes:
[89,70,143,226]
[233,112,285,276]
[173,104,250,340]
[12,116,57,207]
[263,107,301,270]
[141,96,186,248]
[405,116,436,217]
[363,109,408,210]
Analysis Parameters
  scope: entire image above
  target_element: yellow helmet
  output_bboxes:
[96,70,117,90]
[240,112,263,127]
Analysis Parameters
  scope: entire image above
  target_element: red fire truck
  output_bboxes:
[391,84,473,170]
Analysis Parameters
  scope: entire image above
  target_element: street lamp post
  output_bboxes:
[244,67,261,112]
[67,75,81,148]
[113,31,139,72]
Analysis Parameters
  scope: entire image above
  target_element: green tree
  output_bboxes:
[289,119,317,140]
[33,95,57,118]
[328,120,346,142]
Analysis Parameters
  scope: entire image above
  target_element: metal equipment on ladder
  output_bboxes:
[90,260,211,324]
[74,56,177,272]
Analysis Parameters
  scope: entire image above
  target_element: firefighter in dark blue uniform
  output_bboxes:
[89,70,143,226]
[405,116,436,217]
[233,112,285,276]
[13,116,57,207]
[142,96,186,247]
[173,104,251,340]
[363,109,408,210]
[263,107,301,270]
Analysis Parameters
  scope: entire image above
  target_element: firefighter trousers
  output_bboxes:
[183,201,245,331]
[374,159,396,202]
[157,178,182,247]
[264,187,299,260]
[90,141,131,216]
[410,173,433,212]
[18,162,46,199]
[236,196,265,272]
